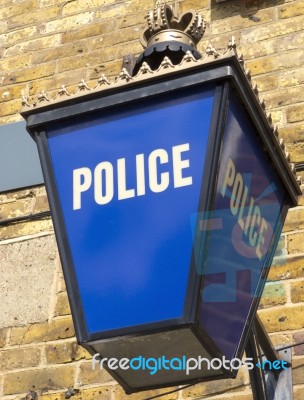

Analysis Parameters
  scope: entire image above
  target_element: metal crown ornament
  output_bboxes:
[133,1,205,75]
[141,2,206,48]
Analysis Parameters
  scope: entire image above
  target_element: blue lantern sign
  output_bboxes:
[22,48,301,393]
[46,86,215,335]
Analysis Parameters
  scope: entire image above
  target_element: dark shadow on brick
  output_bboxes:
[210,0,285,21]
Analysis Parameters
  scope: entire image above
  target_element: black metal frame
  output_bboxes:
[22,54,300,393]
[246,315,291,400]
[246,324,268,399]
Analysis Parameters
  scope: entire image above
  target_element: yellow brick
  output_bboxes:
[4,34,61,57]
[259,282,287,309]
[292,356,304,385]
[242,15,304,43]
[28,70,88,95]
[0,84,27,103]
[278,123,304,144]
[57,275,67,293]
[45,340,89,364]
[0,197,34,220]
[278,68,304,88]
[102,27,141,47]
[186,394,253,400]
[262,86,304,109]
[118,12,146,29]
[203,0,242,21]
[279,1,304,19]
[182,369,248,398]
[57,50,109,73]
[32,41,90,65]
[294,386,304,400]
[3,365,75,395]
[95,4,126,21]
[268,333,293,348]
[8,5,61,30]
[0,20,7,34]
[78,360,113,385]
[241,39,276,60]
[94,0,154,21]
[211,8,274,35]
[40,385,113,400]
[287,232,304,254]
[62,20,116,43]
[39,0,67,6]
[0,115,21,125]
[54,292,71,317]
[269,110,284,125]
[199,32,242,55]
[286,104,304,123]
[0,328,9,348]
[89,60,124,81]
[0,26,37,47]
[38,392,66,400]
[291,280,304,303]
[62,0,112,15]
[0,188,38,203]
[258,305,304,333]
[114,385,179,400]
[0,53,32,71]
[0,99,21,117]
[269,256,304,281]
[33,194,50,213]
[274,31,304,53]
[0,347,41,371]
[180,0,208,13]
[75,386,112,400]
[246,49,304,75]
[283,208,304,232]
[0,218,53,241]
[3,63,56,85]
[273,235,286,259]
[10,317,75,345]
[289,144,304,163]
[0,0,37,20]
[39,12,94,34]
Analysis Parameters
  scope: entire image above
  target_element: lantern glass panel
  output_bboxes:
[46,86,216,335]
[197,93,287,360]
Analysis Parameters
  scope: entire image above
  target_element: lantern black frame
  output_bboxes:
[22,54,300,393]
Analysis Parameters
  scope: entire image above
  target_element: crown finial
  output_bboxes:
[141,2,205,48]
[133,2,205,76]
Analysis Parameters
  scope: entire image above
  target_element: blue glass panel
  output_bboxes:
[47,87,215,334]
[198,95,287,359]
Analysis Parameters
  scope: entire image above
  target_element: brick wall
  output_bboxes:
[0,0,303,399]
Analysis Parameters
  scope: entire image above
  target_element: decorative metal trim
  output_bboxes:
[204,44,220,59]
[20,36,301,191]
[20,37,240,111]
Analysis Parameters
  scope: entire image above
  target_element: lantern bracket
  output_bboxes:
[246,316,293,400]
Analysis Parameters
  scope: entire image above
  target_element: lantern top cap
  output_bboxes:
[140,1,205,49]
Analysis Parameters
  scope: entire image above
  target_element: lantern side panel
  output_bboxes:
[197,93,287,360]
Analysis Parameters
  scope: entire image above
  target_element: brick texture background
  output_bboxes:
[0,0,304,399]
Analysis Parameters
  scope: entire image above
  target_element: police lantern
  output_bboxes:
[21,2,301,394]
